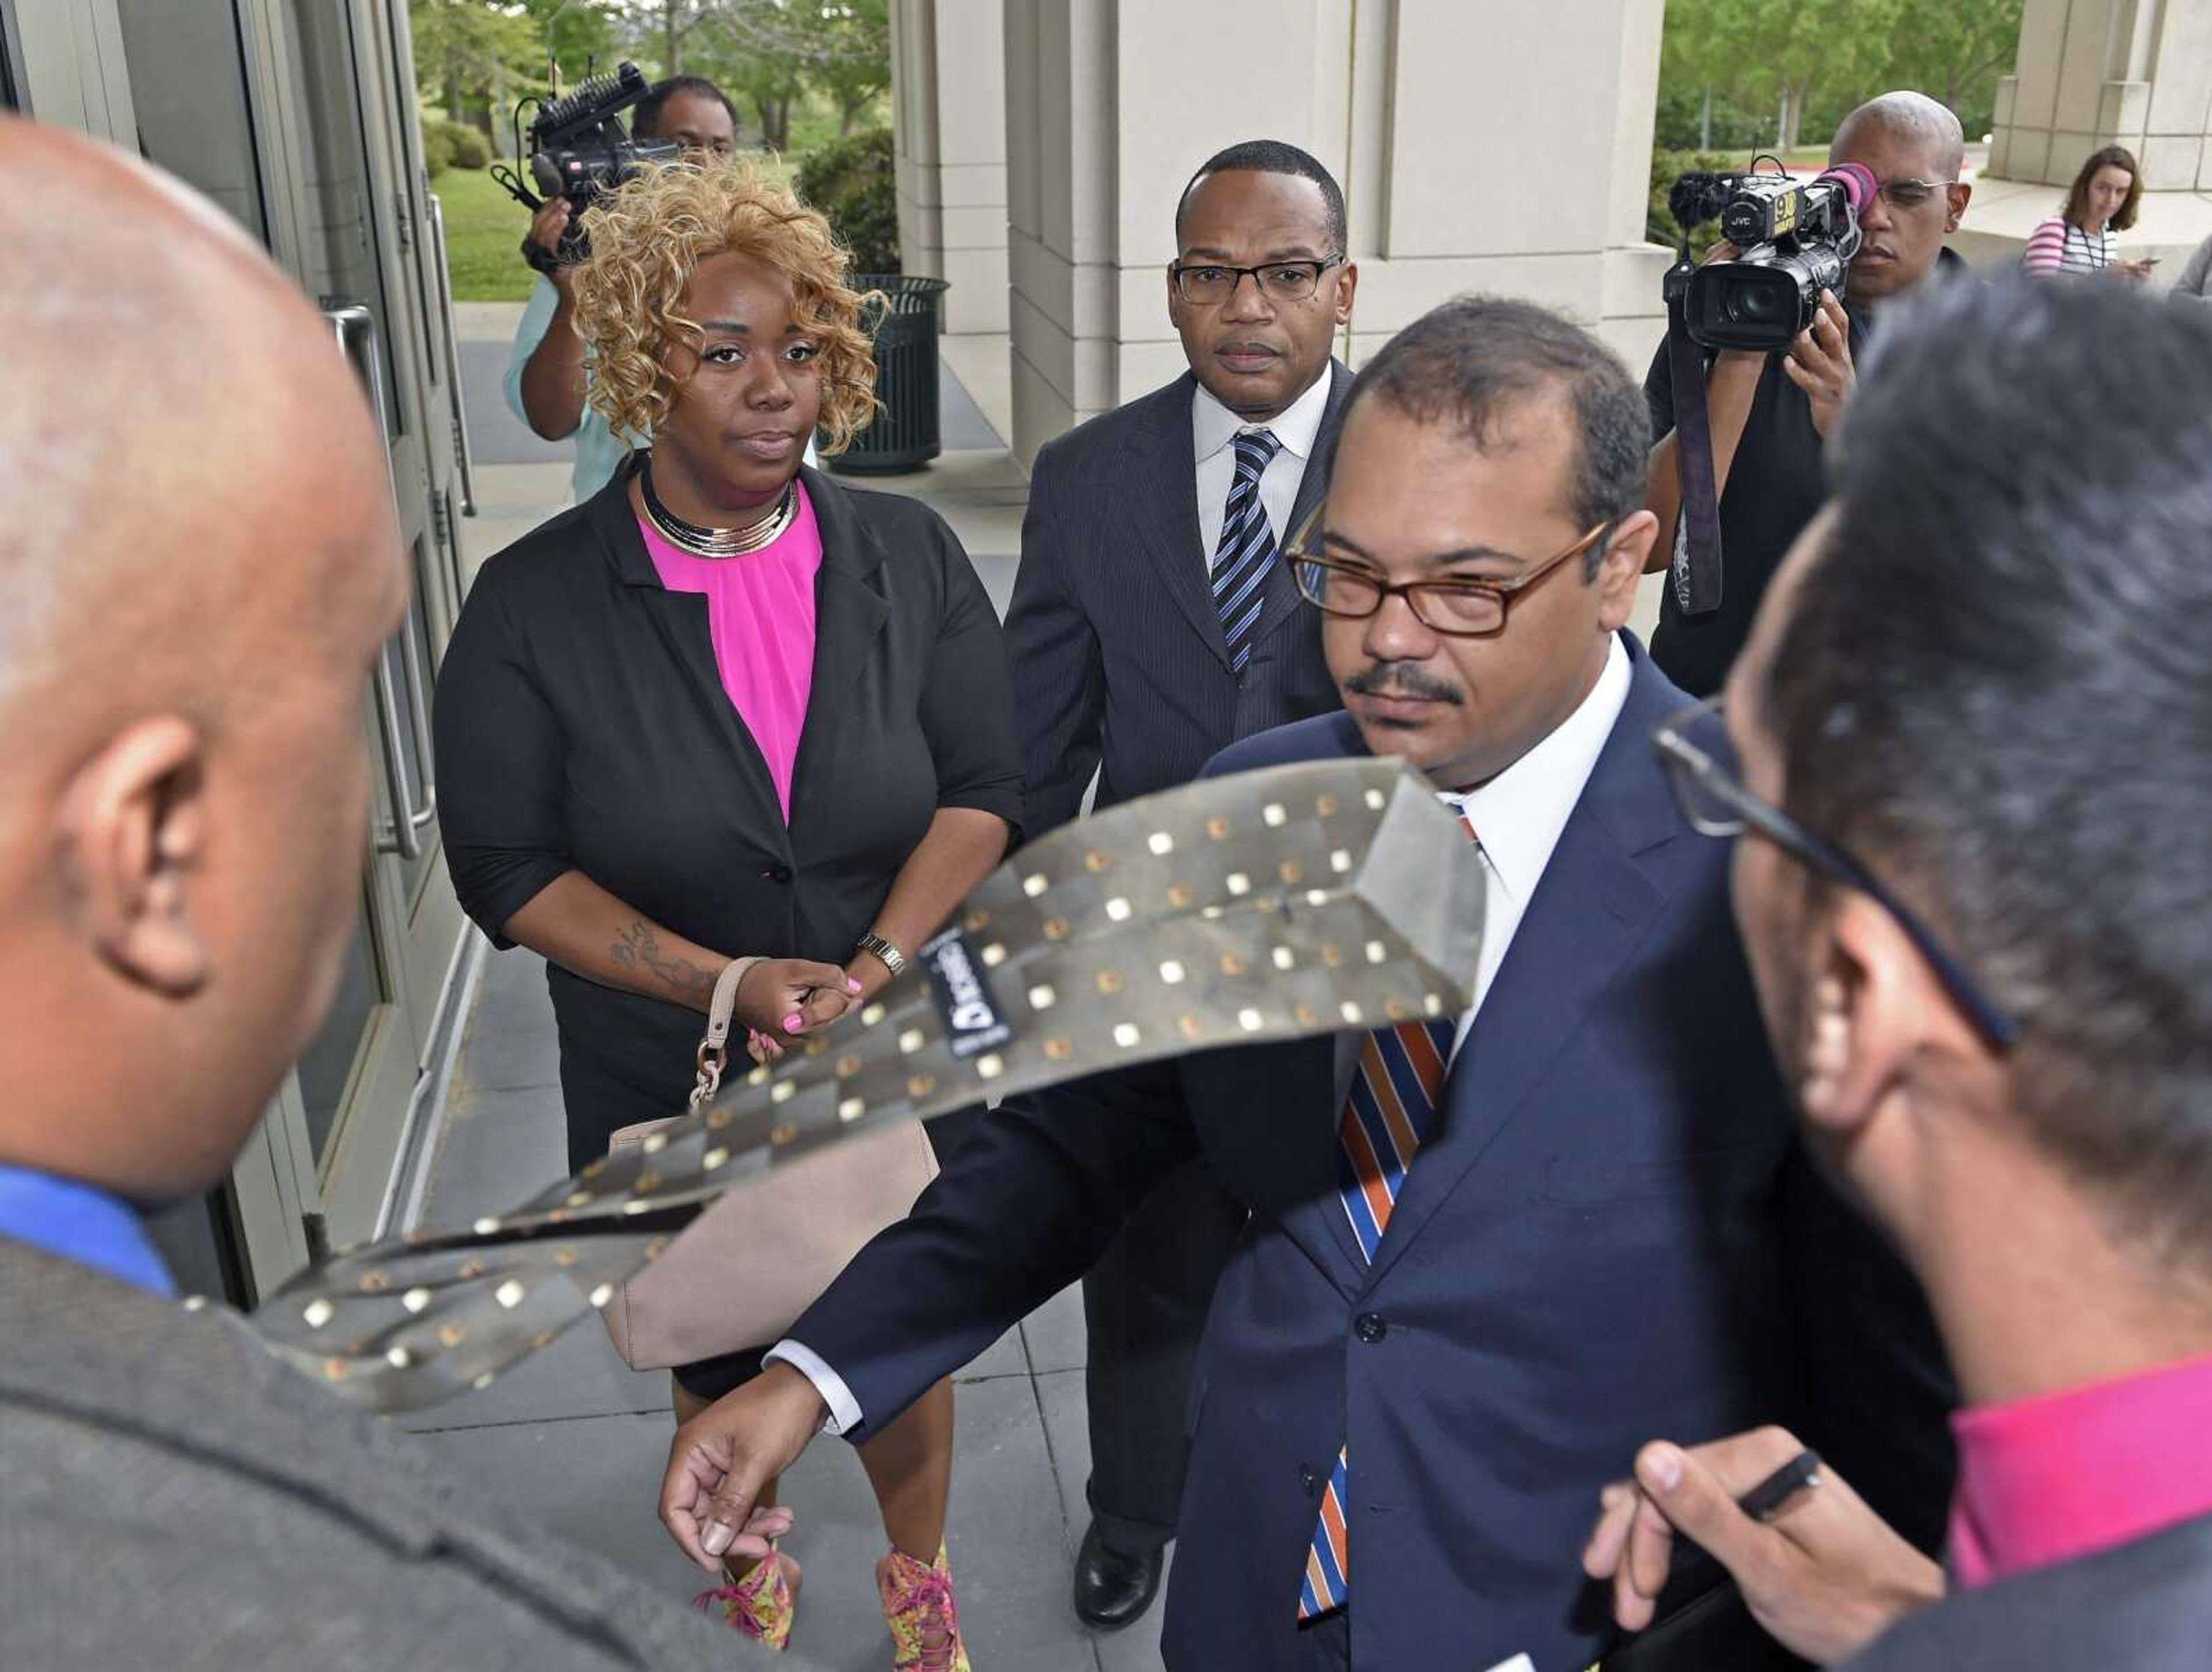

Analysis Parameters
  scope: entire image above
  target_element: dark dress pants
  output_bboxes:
[1082,1147,1249,1555]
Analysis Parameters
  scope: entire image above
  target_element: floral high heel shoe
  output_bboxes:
[695,1548,802,1651]
[876,1542,971,1671]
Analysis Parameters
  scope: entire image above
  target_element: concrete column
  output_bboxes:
[889,0,1010,336]
[1972,0,2212,268]
[1000,0,1672,467]
[3,0,135,141]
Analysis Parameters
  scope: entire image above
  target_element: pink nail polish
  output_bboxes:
[783,1013,803,1031]
[846,977,863,994]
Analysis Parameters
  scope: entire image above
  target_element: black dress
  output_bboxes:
[434,457,1024,1395]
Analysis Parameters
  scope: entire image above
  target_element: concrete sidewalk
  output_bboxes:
[404,311,1165,1669]
[399,951,1163,1672]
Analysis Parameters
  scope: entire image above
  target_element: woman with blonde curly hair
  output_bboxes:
[434,162,1021,1669]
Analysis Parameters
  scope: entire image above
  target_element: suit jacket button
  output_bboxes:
[1300,1465,1319,1495]
[762,864,793,884]
[1354,1311,1388,1344]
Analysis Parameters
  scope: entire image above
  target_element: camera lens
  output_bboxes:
[1727,284,1783,324]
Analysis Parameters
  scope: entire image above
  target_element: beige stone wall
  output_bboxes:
[1967,0,2212,277]
[980,0,1675,465]
[1991,0,2212,192]
[891,0,1012,335]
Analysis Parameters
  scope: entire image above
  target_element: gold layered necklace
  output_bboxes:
[641,463,798,558]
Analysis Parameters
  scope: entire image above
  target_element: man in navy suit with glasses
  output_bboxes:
[658,294,1956,1670]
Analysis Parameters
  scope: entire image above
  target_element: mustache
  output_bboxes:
[1344,661,1463,704]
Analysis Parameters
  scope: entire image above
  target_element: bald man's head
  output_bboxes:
[1832,91,1965,180]
[1830,92,1971,302]
[0,116,407,1201]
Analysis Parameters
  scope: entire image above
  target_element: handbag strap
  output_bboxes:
[692,956,762,1113]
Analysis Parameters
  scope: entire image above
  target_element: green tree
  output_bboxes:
[687,2,889,142]
[1879,0,2025,137]
[411,0,543,126]
[514,0,622,88]
[1658,0,2024,156]
[601,0,716,75]
[808,0,892,138]
[720,46,807,150]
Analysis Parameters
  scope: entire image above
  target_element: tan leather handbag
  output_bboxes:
[597,957,938,1371]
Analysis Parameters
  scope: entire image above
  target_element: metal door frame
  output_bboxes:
[243,0,472,1252]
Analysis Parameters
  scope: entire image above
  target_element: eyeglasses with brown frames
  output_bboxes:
[1285,505,1611,638]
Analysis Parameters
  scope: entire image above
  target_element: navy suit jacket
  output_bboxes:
[793,639,1955,1670]
[1004,365,1351,838]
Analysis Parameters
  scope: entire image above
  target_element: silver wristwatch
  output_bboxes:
[855,931,908,979]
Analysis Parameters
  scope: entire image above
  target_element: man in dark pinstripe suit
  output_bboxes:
[1002,138,1358,1629]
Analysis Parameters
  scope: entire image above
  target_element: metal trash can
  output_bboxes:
[827,275,950,476]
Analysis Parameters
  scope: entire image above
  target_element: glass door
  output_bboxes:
[253,0,469,1248]
[96,0,472,1284]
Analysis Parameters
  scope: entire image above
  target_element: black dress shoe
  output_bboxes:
[1072,1521,1165,1629]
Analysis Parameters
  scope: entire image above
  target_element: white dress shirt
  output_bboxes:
[1440,631,1632,1054]
[1192,368,1334,566]
[768,551,1634,1441]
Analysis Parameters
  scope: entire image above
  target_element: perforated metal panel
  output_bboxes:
[255,758,1485,1413]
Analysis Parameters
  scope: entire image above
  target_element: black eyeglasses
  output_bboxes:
[1285,505,1608,637]
[1169,256,1344,305]
[1652,697,2021,1051]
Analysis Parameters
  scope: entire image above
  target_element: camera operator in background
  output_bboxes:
[1642,91,1972,697]
[505,75,806,504]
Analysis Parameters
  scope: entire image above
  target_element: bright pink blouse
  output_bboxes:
[638,483,822,823]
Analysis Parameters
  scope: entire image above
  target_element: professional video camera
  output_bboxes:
[1655,158,1875,618]
[1665,162,1875,351]
[490,61,677,273]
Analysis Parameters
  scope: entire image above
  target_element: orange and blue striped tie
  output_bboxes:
[1298,815,1476,1621]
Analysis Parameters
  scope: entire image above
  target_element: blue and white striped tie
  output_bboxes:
[1213,429,1282,671]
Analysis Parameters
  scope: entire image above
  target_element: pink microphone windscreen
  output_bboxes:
[1817,161,1879,214]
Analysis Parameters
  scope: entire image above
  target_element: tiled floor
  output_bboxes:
[396,948,1169,1671]
[400,312,1167,1669]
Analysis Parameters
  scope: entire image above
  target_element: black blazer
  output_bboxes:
[433,461,1024,1159]
[1003,364,1351,838]
[790,641,1955,1670]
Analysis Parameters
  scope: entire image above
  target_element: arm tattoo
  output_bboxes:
[608,920,720,1006]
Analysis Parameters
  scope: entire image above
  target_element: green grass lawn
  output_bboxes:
[433,165,535,302]
[431,152,805,304]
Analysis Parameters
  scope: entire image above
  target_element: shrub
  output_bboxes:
[1649,148,1741,262]
[420,119,456,177]
[796,128,900,276]
[1653,87,1771,154]
[420,116,490,175]
[446,123,492,171]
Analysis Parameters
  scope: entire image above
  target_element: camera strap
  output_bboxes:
[1663,258,1725,618]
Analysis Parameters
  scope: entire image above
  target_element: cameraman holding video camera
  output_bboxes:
[503,75,745,504]
[1643,92,1972,697]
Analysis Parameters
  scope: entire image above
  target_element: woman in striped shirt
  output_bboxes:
[2024,145,2154,280]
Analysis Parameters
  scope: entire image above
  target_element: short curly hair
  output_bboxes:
[569,161,879,452]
